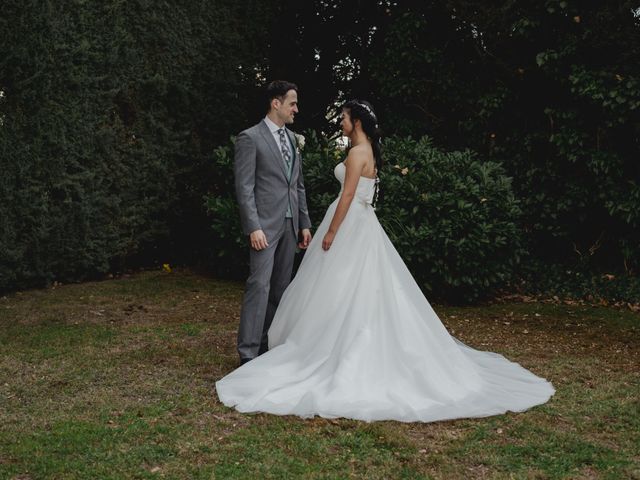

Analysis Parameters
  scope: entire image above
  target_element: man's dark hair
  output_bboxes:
[265,80,298,113]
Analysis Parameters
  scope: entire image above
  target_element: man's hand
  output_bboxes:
[249,229,268,251]
[322,230,335,251]
[298,228,312,249]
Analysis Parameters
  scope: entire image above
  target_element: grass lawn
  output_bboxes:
[1,269,638,479]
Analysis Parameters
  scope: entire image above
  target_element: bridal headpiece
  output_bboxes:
[355,101,377,124]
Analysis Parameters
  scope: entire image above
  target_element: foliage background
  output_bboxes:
[207,134,524,302]
[2,0,639,301]
[0,0,274,290]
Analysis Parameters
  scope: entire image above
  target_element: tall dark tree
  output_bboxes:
[283,1,640,273]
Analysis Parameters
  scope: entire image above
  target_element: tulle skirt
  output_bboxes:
[216,197,554,422]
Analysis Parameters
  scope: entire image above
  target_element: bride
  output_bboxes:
[215,100,554,423]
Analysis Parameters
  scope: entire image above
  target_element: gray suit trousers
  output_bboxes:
[237,218,296,360]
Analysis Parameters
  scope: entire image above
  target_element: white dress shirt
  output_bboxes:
[263,116,290,156]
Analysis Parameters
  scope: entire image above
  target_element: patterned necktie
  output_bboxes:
[277,128,292,171]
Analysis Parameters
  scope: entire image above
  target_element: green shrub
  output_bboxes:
[205,142,247,280]
[519,259,640,305]
[377,136,524,302]
[205,134,524,303]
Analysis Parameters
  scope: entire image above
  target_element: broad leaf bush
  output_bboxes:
[377,136,524,302]
[205,142,249,280]
[520,259,640,305]
[206,134,524,303]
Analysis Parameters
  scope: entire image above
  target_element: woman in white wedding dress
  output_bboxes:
[215,100,554,423]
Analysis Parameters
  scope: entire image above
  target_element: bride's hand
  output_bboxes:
[322,231,335,251]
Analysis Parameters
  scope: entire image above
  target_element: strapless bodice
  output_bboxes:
[333,162,376,205]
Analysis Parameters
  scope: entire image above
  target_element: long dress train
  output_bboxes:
[215,163,554,422]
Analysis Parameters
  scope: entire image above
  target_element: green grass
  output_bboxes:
[1,269,638,479]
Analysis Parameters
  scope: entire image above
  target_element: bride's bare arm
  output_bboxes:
[322,150,367,250]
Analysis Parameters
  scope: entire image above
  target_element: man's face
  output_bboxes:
[274,89,299,124]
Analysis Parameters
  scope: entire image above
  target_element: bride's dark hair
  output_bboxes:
[342,99,383,208]
[342,99,383,173]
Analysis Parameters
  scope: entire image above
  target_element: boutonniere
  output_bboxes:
[294,133,305,155]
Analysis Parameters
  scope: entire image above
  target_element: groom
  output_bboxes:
[234,80,312,365]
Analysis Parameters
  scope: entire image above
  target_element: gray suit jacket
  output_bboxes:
[234,120,312,241]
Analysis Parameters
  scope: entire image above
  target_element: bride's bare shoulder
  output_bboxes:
[345,145,370,165]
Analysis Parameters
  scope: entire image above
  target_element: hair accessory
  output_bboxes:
[355,101,377,121]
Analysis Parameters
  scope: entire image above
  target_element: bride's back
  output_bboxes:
[348,143,377,179]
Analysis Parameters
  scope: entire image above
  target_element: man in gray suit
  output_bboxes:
[234,80,313,365]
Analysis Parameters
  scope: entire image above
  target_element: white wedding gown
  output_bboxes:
[216,162,554,422]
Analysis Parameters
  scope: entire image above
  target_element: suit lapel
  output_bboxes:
[258,120,289,180]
